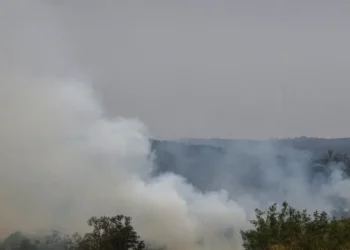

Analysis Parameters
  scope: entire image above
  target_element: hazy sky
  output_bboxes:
[30,1,350,139]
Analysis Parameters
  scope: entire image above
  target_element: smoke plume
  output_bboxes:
[1,1,350,250]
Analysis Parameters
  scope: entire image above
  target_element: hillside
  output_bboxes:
[151,137,350,194]
[2,137,350,250]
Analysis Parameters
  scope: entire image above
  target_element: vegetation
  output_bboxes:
[0,216,146,250]
[240,202,350,250]
[1,149,350,249]
[68,215,146,250]
[3,203,350,249]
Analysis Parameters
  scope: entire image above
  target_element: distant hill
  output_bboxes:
[178,137,350,156]
[150,137,350,193]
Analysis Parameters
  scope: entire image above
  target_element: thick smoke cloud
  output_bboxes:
[0,75,247,249]
[0,2,245,249]
[1,1,350,250]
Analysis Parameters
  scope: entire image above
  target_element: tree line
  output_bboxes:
[2,202,350,250]
[1,149,350,250]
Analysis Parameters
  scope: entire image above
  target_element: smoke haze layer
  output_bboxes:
[1,1,350,250]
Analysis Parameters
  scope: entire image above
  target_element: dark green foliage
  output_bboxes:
[2,206,350,250]
[241,202,350,250]
[70,215,145,250]
[0,216,147,250]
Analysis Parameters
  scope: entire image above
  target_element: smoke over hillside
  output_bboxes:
[1,1,350,250]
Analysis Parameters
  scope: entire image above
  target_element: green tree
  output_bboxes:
[70,215,145,250]
[241,201,350,250]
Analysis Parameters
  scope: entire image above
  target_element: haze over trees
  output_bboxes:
[151,138,350,193]
[2,203,350,250]
[2,139,350,250]
[0,216,145,250]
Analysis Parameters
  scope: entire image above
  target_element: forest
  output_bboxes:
[2,139,350,250]
[2,203,350,250]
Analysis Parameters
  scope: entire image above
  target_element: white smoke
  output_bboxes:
[0,1,350,250]
[0,76,248,249]
[0,2,246,249]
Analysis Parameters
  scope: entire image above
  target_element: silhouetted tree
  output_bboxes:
[70,215,145,250]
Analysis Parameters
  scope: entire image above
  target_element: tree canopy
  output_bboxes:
[241,202,350,250]
[2,204,350,250]
[69,215,145,250]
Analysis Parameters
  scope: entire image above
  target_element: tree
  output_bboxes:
[241,201,350,250]
[70,215,145,250]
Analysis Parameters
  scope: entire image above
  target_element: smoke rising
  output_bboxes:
[1,1,350,250]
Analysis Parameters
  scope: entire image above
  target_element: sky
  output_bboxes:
[11,1,350,139]
[2,2,350,247]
